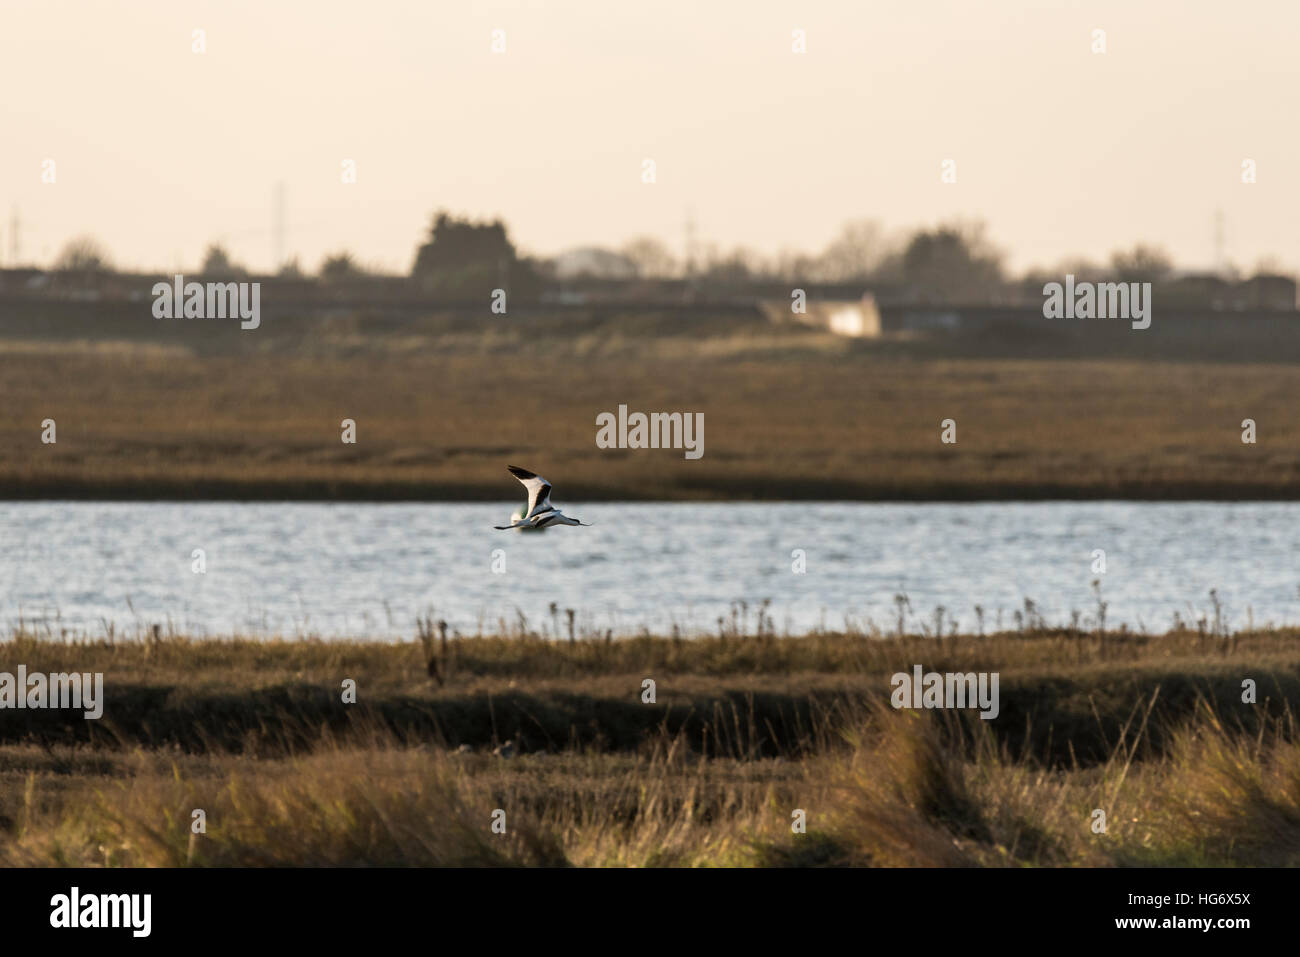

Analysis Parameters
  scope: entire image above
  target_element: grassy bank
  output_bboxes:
[4,699,1298,867]
[2,628,1298,865]
[4,318,1300,499]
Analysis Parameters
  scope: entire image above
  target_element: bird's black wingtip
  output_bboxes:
[507,465,536,479]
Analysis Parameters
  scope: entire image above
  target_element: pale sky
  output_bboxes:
[2,0,1298,275]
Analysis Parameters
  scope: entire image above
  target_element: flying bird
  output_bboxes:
[495,465,591,530]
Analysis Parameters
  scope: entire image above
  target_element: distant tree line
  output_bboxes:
[606,220,1202,301]
[41,213,1291,304]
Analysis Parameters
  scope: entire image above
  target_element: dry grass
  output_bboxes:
[1,627,1299,865]
[3,701,1299,867]
[4,317,1300,499]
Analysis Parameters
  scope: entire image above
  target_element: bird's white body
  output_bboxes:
[501,508,583,530]
[508,509,545,532]
[495,465,590,531]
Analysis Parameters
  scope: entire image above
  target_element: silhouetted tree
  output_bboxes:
[816,219,892,281]
[772,248,820,283]
[1109,244,1173,283]
[699,245,761,284]
[200,243,246,277]
[54,235,112,273]
[320,251,366,280]
[620,236,678,278]
[899,222,1004,300]
[411,210,537,296]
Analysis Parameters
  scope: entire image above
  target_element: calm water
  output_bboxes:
[0,501,1296,639]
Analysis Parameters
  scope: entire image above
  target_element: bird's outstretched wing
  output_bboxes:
[508,465,553,519]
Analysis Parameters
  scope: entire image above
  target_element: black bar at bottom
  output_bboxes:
[0,867,1280,945]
